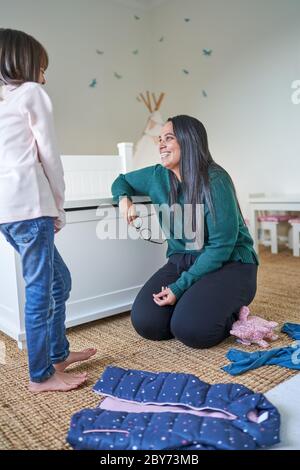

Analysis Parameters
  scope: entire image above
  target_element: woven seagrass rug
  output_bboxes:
[0,247,299,449]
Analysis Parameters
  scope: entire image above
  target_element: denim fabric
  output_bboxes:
[0,217,71,382]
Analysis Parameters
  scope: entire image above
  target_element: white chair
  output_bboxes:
[248,193,290,254]
[257,213,290,254]
[288,218,300,256]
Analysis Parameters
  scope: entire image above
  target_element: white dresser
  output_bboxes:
[0,144,167,349]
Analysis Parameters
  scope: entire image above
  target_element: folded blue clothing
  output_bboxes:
[281,322,300,340]
[67,366,280,450]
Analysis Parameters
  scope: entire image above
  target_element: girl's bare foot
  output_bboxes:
[28,371,87,393]
[53,348,97,372]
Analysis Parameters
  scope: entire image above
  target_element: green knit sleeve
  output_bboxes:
[111,165,158,203]
[168,172,240,300]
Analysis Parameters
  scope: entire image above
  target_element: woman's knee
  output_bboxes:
[182,333,226,349]
[171,315,228,349]
[131,297,173,341]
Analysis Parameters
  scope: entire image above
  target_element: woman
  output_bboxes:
[112,115,258,349]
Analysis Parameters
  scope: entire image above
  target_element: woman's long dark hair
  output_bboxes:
[0,28,48,85]
[167,115,244,229]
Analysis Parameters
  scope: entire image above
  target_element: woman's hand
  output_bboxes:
[119,197,138,224]
[153,287,177,307]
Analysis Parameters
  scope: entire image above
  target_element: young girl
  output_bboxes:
[0,28,96,393]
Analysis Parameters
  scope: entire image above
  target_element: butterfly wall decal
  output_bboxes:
[114,72,123,79]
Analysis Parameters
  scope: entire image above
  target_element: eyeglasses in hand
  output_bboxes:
[131,217,166,245]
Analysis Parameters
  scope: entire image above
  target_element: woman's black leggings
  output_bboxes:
[131,253,258,349]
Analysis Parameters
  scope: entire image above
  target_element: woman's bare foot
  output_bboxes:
[28,371,87,393]
[53,348,97,372]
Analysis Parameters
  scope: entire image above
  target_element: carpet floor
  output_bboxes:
[0,247,299,449]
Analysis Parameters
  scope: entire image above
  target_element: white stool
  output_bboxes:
[257,214,290,254]
[288,218,300,256]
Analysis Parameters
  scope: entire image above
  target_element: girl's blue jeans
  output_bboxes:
[0,216,71,382]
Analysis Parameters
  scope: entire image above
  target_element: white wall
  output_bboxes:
[1,0,299,214]
[150,0,300,215]
[1,0,153,154]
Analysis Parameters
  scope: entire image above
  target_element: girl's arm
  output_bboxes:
[168,172,240,300]
[21,84,66,230]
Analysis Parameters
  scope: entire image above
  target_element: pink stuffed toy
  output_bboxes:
[230,306,279,348]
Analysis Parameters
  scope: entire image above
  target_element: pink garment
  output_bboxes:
[230,306,279,348]
[0,82,65,227]
[289,218,300,224]
[99,396,237,420]
[257,215,290,222]
[99,396,266,424]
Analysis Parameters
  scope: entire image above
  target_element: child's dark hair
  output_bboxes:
[0,28,48,85]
